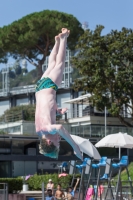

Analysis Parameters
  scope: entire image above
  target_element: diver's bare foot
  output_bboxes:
[62,28,70,36]
[55,35,60,42]
[59,28,70,38]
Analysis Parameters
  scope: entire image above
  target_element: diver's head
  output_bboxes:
[39,138,59,158]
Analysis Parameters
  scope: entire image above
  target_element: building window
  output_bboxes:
[12,140,37,155]
[83,125,91,137]
[0,161,11,177]
[1,125,21,134]
[12,140,24,154]
[0,139,11,154]
[91,125,102,138]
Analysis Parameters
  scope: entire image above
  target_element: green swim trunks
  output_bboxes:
[35,77,58,92]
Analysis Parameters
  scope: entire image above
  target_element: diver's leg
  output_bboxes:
[42,35,60,78]
[48,28,70,86]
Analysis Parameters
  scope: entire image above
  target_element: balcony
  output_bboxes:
[70,124,133,140]
[63,67,73,73]
[0,85,36,96]
[66,106,112,119]
[0,82,71,97]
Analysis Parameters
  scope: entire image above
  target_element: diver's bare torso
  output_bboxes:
[35,88,56,126]
[35,88,60,147]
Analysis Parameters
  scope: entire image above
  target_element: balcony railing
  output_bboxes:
[66,107,111,119]
[0,110,25,124]
[0,82,71,97]
[64,67,73,73]
[70,124,133,139]
[0,85,36,96]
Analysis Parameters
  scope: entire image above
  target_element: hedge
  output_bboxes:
[0,178,22,193]
[0,104,62,123]
[27,173,80,190]
[0,174,80,193]
[114,162,133,182]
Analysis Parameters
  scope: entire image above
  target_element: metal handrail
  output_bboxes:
[0,82,70,97]
[0,183,8,200]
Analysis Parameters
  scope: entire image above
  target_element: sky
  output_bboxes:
[0,0,133,71]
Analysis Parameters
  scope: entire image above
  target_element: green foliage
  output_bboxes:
[12,59,22,75]
[27,174,80,190]
[22,105,35,121]
[72,26,133,127]
[0,45,8,63]
[22,68,28,75]
[0,174,81,193]
[0,178,22,193]
[0,130,6,135]
[0,10,83,78]
[9,69,37,87]
[0,105,35,122]
[0,104,65,123]
[71,67,80,80]
[15,65,22,75]
[0,61,32,89]
[114,162,133,184]
[120,162,133,181]
[9,69,16,79]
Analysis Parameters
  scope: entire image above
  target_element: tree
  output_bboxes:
[15,65,22,75]
[13,60,22,75]
[0,27,8,63]
[0,10,83,79]
[0,105,35,122]
[0,48,8,64]
[72,25,133,127]
[9,68,16,79]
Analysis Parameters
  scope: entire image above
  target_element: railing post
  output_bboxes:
[3,183,6,200]
[21,110,24,120]
[65,112,67,121]
[42,182,45,200]
[6,183,8,200]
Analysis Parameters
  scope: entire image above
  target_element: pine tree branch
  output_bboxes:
[118,115,132,127]
[25,57,38,67]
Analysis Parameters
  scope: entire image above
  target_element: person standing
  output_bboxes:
[46,189,55,200]
[64,178,80,200]
[46,179,54,194]
[55,184,64,200]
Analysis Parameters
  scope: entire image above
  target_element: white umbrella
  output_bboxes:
[63,94,92,105]
[71,134,101,160]
[95,132,133,159]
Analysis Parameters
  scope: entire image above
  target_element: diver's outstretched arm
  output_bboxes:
[47,124,83,160]
[58,126,83,160]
